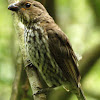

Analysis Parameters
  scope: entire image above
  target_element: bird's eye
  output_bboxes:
[25,3,31,8]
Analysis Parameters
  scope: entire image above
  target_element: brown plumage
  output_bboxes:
[8,0,86,100]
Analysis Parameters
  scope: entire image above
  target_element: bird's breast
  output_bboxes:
[24,24,48,68]
[24,24,67,87]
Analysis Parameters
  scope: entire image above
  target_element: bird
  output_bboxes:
[8,0,86,100]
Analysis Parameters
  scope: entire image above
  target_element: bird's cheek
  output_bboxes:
[24,13,30,22]
[19,9,26,18]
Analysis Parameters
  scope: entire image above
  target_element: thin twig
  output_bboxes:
[79,43,100,78]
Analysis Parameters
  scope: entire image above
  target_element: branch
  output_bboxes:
[42,0,46,6]
[88,0,100,25]
[10,50,22,100]
[79,43,100,78]
[8,0,46,100]
[39,0,46,6]
[45,0,56,21]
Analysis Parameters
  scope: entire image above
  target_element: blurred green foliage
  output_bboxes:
[0,0,100,100]
[0,0,15,100]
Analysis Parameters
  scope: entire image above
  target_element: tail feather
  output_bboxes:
[63,85,86,100]
[76,87,86,100]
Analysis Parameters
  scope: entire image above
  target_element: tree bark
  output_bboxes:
[37,0,56,21]
[8,0,46,100]
[45,0,56,21]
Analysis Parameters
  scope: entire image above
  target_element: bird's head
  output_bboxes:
[8,0,46,25]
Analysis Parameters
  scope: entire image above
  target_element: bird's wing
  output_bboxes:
[47,28,81,86]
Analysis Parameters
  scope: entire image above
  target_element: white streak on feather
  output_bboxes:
[18,22,24,29]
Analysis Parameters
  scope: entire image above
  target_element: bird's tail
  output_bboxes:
[63,84,86,100]
[76,87,86,100]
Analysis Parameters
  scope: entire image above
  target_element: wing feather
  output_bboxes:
[47,28,81,85]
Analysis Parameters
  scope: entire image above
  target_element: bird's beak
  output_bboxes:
[8,3,19,12]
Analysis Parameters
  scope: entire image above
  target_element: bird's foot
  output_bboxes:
[33,87,53,95]
[24,59,34,68]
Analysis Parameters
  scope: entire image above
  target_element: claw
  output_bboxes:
[33,87,44,95]
[33,87,53,95]
[36,87,42,90]
[34,90,44,95]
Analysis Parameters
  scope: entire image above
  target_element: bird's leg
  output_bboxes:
[25,59,33,67]
[26,61,33,67]
[24,59,37,71]
[34,86,55,95]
